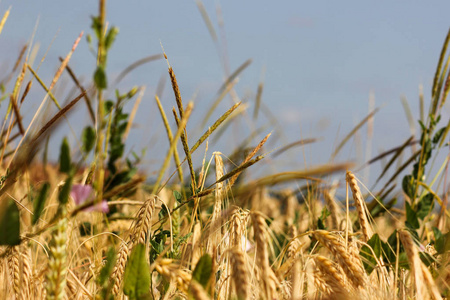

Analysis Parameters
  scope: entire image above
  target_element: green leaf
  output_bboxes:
[82,126,96,154]
[192,254,213,289]
[123,243,151,300]
[0,199,21,245]
[433,126,446,144]
[58,175,73,205]
[402,175,415,199]
[360,234,381,274]
[416,193,434,220]
[91,16,102,39]
[104,26,119,50]
[97,247,116,286]
[173,190,182,203]
[405,201,420,230]
[33,182,50,225]
[59,137,71,174]
[94,66,107,89]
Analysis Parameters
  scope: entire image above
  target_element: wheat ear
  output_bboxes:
[312,230,366,288]
[46,208,68,300]
[346,171,373,242]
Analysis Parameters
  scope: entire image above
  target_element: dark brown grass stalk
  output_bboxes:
[58,57,95,123]
[172,108,197,191]
[346,171,373,242]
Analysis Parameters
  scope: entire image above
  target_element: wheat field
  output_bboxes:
[0,1,449,299]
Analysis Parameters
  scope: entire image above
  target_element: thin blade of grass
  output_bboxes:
[202,78,238,128]
[123,86,145,141]
[0,6,11,36]
[153,102,194,194]
[331,107,380,159]
[432,28,450,101]
[195,0,218,43]
[155,94,183,183]
[27,64,61,109]
[378,149,421,196]
[218,58,252,94]
[272,138,319,157]
[228,132,271,187]
[172,108,196,191]
[401,96,415,137]
[374,136,415,185]
[113,54,164,86]
[191,101,241,154]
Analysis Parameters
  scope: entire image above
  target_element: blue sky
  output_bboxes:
[1,1,449,186]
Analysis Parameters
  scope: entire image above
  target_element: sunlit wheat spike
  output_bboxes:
[111,240,130,296]
[131,197,155,245]
[313,255,349,298]
[346,171,373,242]
[398,230,427,300]
[312,230,366,288]
[46,209,68,300]
[229,247,249,300]
[323,189,341,230]
[207,152,225,255]
[251,211,278,299]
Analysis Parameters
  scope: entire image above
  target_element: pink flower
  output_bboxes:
[70,184,109,213]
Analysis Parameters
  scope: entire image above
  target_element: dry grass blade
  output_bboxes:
[191,101,241,154]
[243,162,353,190]
[155,94,183,182]
[272,138,319,157]
[331,107,380,159]
[27,64,61,109]
[113,54,164,85]
[32,91,86,144]
[0,6,11,35]
[123,86,145,141]
[195,0,218,43]
[218,58,252,94]
[401,96,415,136]
[253,81,264,120]
[438,118,450,148]
[373,136,414,184]
[202,78,238,128]
[153,102,194,194]
[215,155,263,185]
[378,149,421,196]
